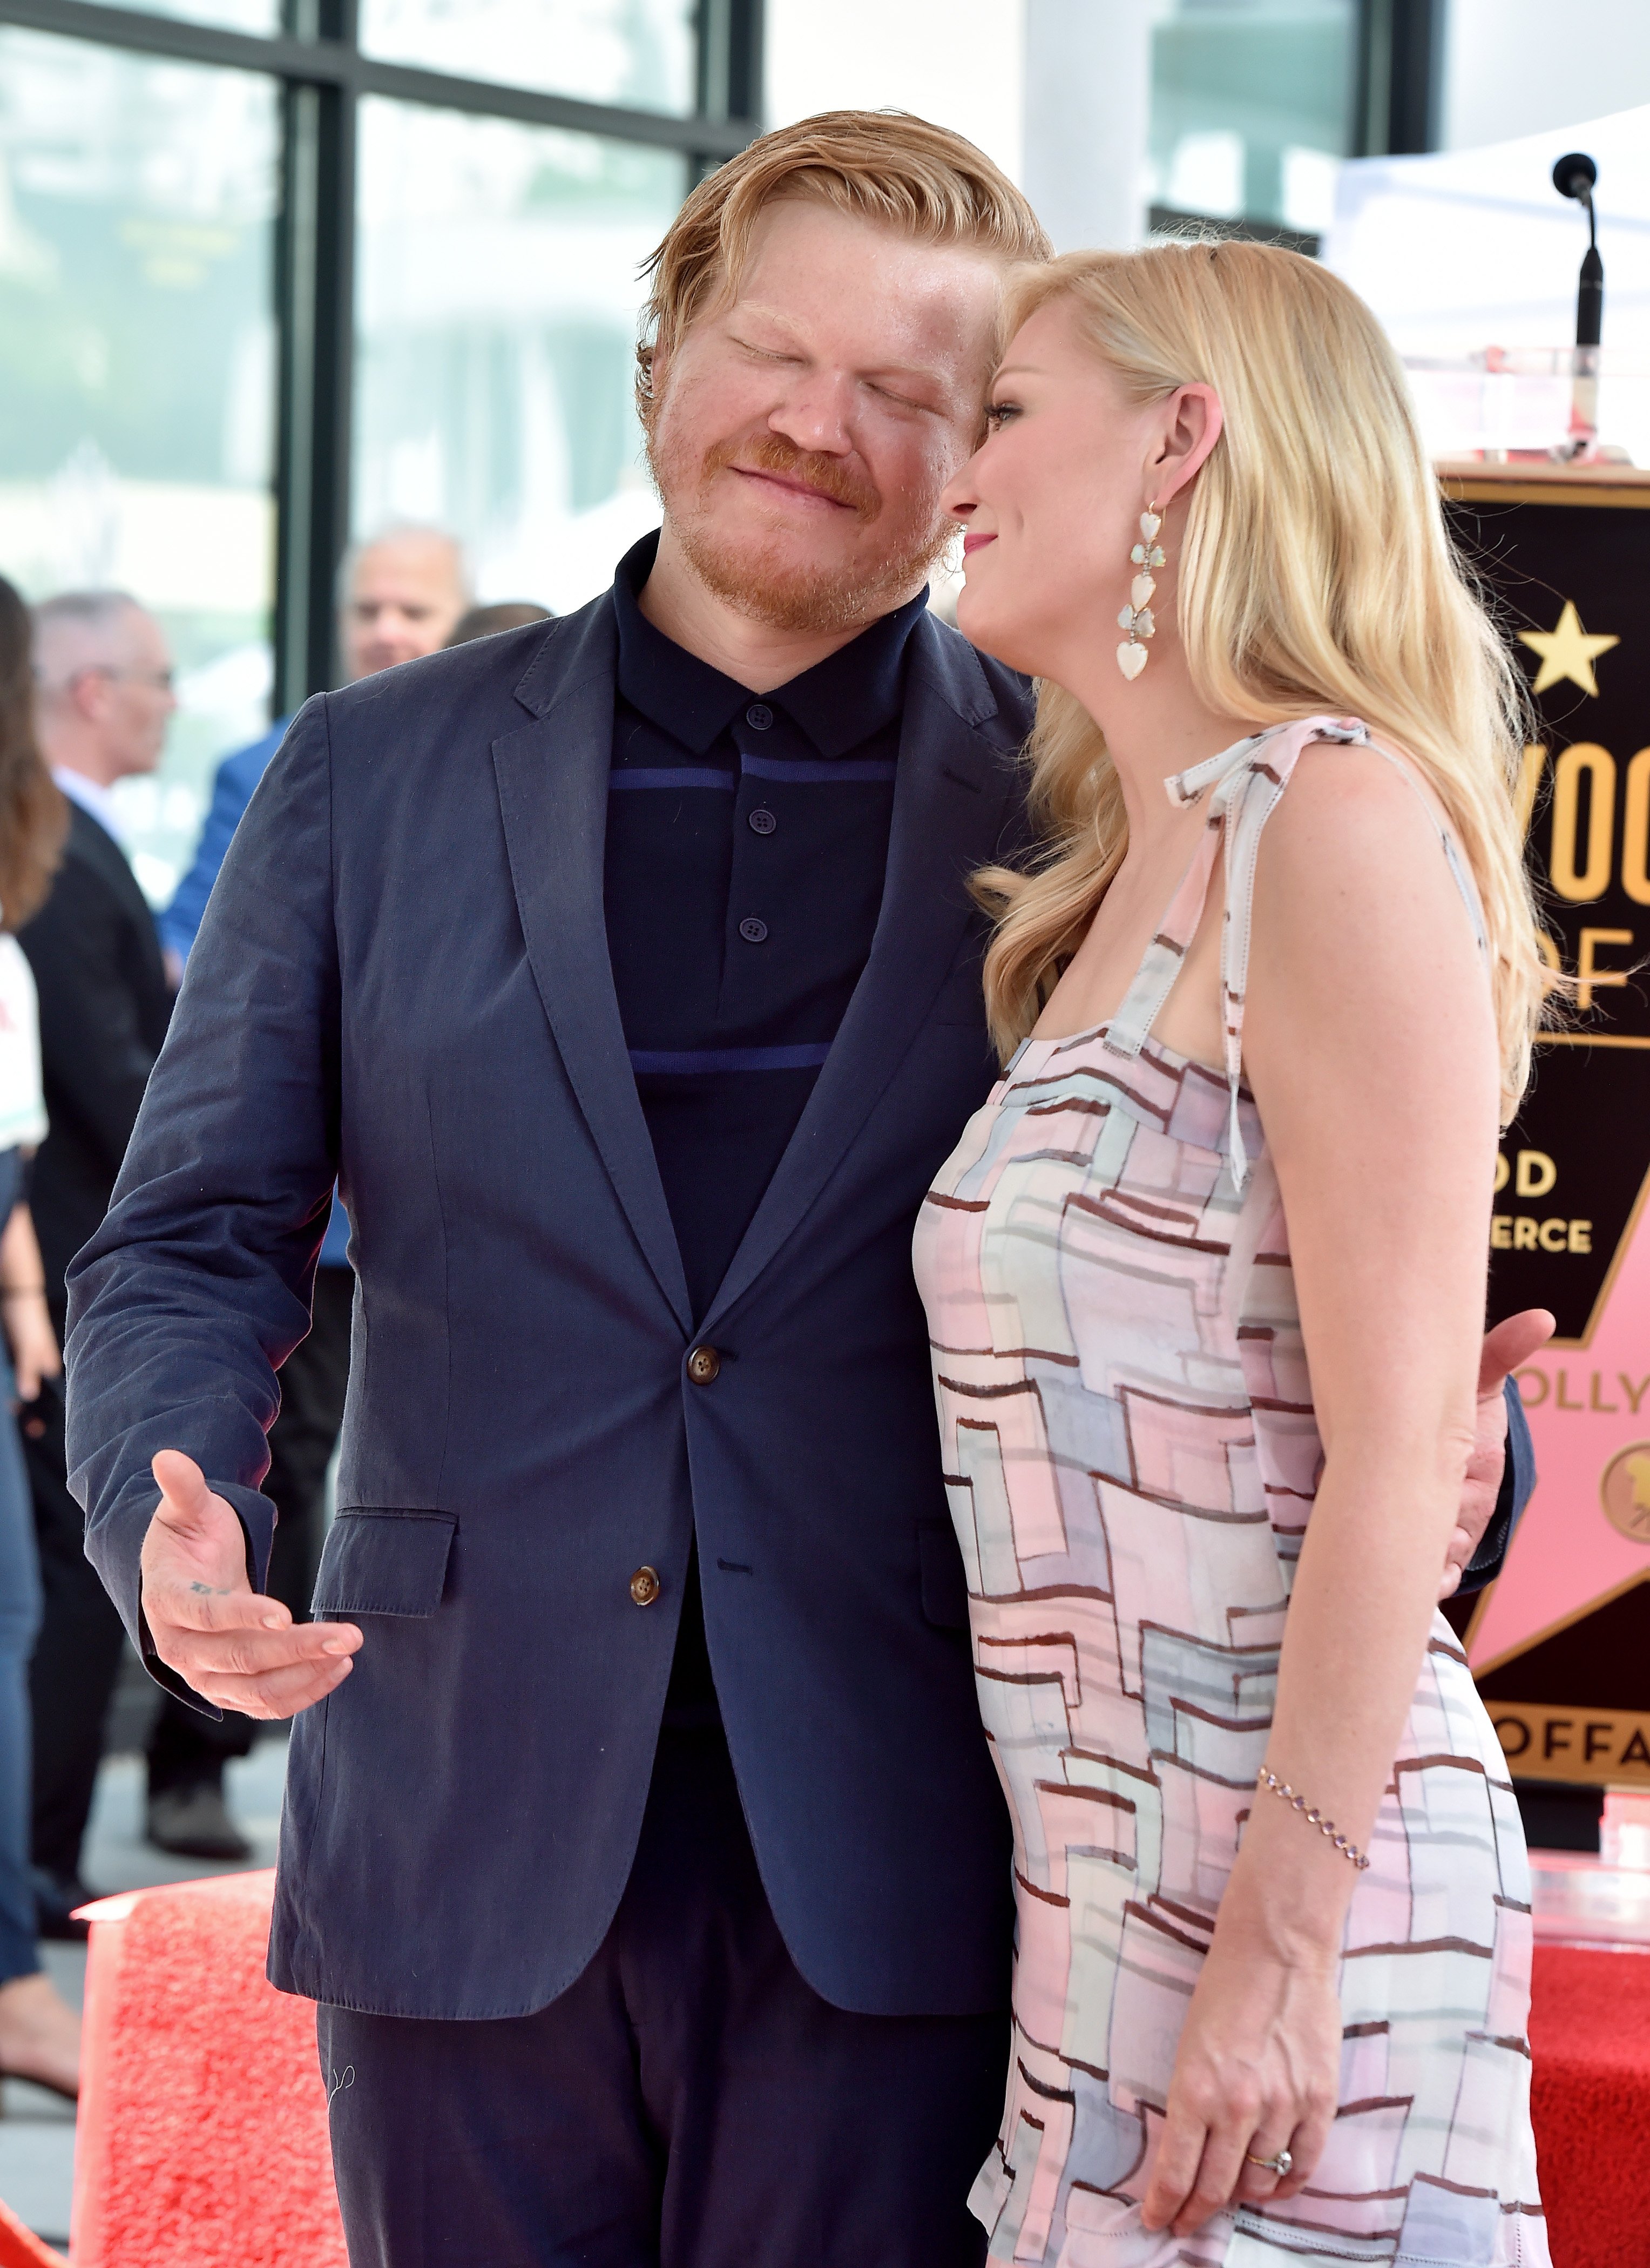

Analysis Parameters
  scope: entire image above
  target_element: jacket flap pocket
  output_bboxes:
[312,1509,457,1618]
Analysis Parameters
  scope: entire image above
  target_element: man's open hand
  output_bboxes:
[1439,1309,1554,1600]
[140,1450,361,1718]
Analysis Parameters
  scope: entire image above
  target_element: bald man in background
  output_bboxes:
[146,525,472,1862]
[340,526,474,680]
[159,526,473,973]
[22,592,175,1933]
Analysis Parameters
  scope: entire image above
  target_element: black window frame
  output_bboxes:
[1148,0,1444,256]
[0,0,762,702]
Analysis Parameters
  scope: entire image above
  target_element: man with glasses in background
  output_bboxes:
[22,591,174,1935]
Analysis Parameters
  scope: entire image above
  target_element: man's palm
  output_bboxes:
[141,1450,361,1719]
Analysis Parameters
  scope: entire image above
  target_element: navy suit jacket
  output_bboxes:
[65,594,1031,2020]
[63,591,1534,2022]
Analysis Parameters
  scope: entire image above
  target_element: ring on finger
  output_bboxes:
[1243,2146,1293,2178]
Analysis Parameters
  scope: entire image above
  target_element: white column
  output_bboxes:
[764,0,1027,186]
[1021,0,1152,251]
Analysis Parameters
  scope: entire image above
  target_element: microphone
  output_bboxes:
[1552,152,1602,349]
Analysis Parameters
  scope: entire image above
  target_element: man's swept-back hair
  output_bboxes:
[636,110,1051,411]
[31,590,142,649]
[973,241,1547,1124]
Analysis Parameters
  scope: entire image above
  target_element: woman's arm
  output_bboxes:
[1142,744,1500,2236]
[0,1202,59,1402]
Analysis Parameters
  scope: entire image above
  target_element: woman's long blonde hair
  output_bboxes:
[976,240,1545,1121]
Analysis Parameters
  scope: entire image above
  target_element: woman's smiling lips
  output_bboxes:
[962,532,996,555]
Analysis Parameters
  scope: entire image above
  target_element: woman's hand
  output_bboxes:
[1140,1925,1341,2236]
[2,1288,59,1404]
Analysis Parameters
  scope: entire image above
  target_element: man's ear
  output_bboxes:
[640,341,670,428]
[71,670,113,728]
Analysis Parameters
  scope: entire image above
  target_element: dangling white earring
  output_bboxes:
[1116,503,1164,681]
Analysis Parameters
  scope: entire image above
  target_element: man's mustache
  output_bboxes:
[701,434,881,523]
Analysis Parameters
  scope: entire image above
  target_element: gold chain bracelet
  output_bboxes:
[1256,1768,1371,1870]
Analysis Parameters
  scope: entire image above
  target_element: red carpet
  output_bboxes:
[72,1870,346,2268]
[1530,1942,1650,2267]
[0,2197,63,2267]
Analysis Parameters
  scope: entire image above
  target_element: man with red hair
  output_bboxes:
[66,114,1534,2267]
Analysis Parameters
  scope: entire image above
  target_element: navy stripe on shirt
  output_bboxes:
[608,759,896,790]
[608,768,735,791]
[628,1043,834,1076]
[740,754,897,785]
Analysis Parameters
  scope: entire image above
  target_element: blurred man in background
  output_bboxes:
[144,524,472,1862]
[21,592,173,1933]
[159,526,473,974]
[337,525,474,683]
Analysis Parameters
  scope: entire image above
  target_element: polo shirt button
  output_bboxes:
[746,703,773,730]
[630,1565,661,1606]
[686,1345,721,1384]
[739,917,769,943]
[748,807,777,836]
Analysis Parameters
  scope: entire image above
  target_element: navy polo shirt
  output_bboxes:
[605,532,930,1718]
[606,533,928,1315]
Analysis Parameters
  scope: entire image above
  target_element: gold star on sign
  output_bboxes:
[1518,599,1620,697]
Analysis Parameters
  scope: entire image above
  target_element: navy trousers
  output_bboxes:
[319,1726,1008,2267]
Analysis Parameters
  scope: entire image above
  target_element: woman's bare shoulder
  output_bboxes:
[1245,734,1491,1043]
[1257,735,1460,915]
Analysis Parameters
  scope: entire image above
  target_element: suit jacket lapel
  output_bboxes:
[72,808,170,1001]
[492,600,692,1334]
[701,617,1021,1336]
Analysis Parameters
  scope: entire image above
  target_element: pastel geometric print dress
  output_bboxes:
[912,720,1548,2267]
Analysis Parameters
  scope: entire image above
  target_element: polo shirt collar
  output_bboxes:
[612,530,929,760]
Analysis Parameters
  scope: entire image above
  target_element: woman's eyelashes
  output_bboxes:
[983,398,1021,429]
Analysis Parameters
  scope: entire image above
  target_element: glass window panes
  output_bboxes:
[354,100,684,617]
[1147,0,1358,234]
[72,0,281,35]
[359,0,697,119]
[0,28,279,905]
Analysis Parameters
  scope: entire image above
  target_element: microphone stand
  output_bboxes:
[1553,152,1602,455]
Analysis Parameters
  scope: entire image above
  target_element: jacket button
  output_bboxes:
[686,1345,721,1385]
[630,1565,661,1606]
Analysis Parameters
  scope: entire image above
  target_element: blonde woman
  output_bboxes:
[912,242,1548,2264]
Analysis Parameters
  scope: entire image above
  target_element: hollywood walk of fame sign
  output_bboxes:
[1442,464,1650,1785]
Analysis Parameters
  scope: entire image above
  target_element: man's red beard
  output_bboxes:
[646,426,953,634]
